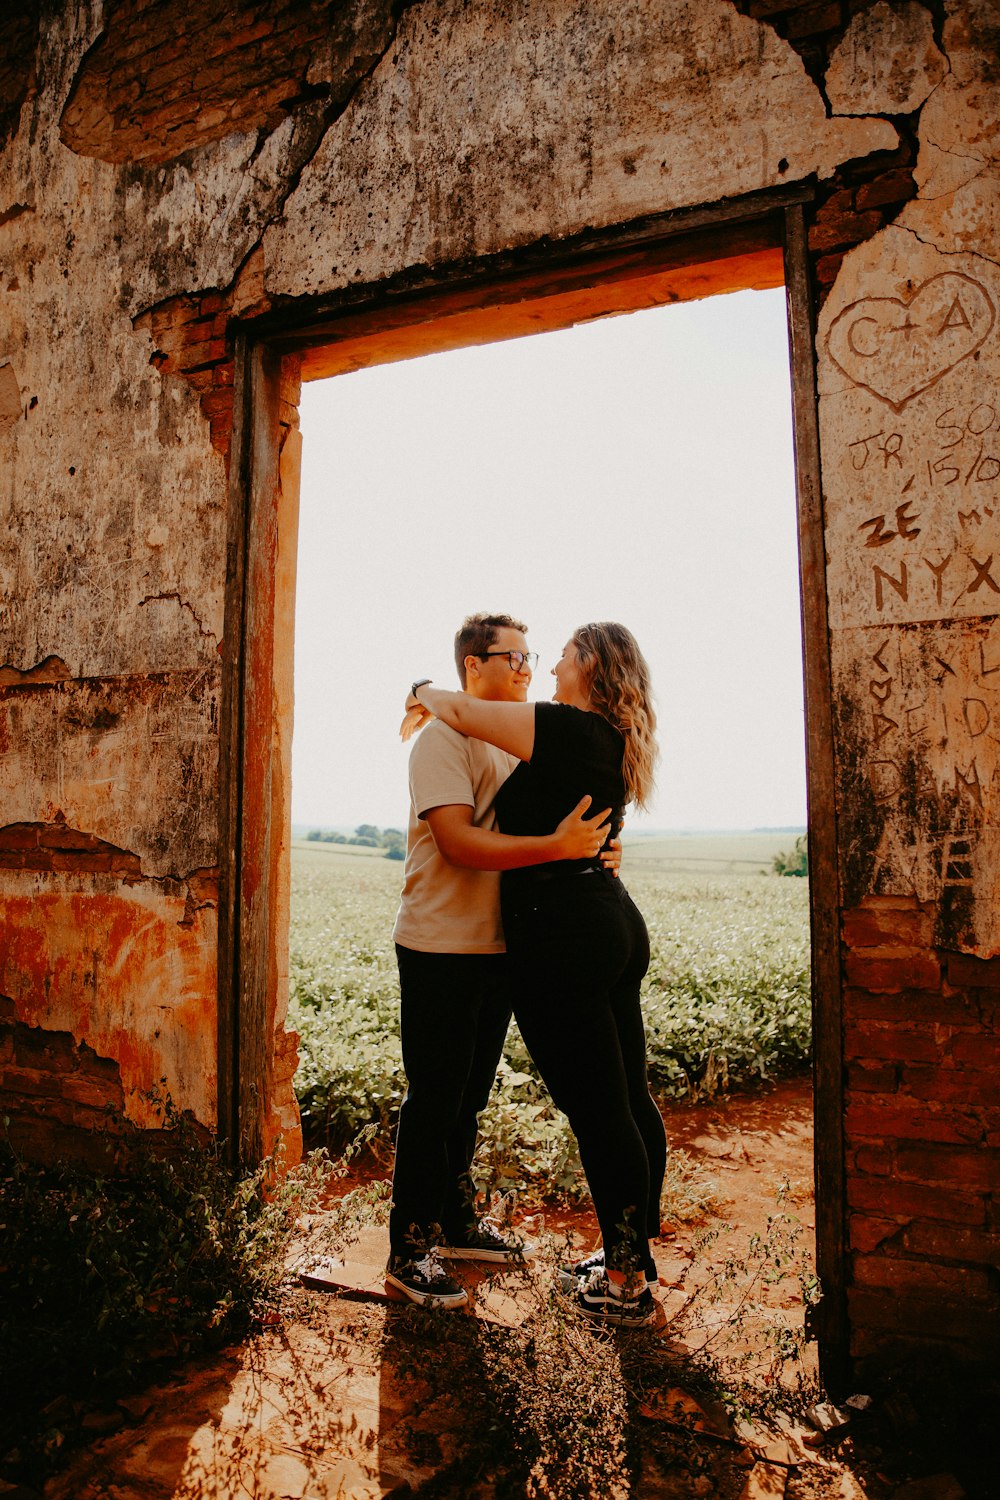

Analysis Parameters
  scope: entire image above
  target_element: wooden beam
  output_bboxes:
[295,238,783,381]
[783,202,849,1390]
[217,332,253,1160]
[237,344,285,1165]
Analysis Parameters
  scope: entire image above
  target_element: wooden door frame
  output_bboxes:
[218,184,847,1382]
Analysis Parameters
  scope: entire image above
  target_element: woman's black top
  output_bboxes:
[494,702,626,877]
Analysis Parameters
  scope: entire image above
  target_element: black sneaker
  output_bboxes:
[436,1220,532,1264]
[385,1253,468,1308]
[557,1248,657,1291]
[575,1268,658,1327]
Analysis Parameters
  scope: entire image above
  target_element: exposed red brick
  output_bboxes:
[37,824,103,851]
[0,821,142,876]
[852,1255,994,1302]
[200,389,234,420]
[791,1,844,33]
[846,1095,984,1147]
[901,1066,1000,1108]
[137,288,241,459]
[814,251,846,287]
[0,824,41,851]
[844,952,942,993]
[0,1067,119,1110]
[815,186,856,218]
[895,1143,1000,1193]
[1,1114,125,1171]
[855,169,917,212]
[946,951,1000,989]
[953,1038,1000,1074]
[60,0,402,165]
[843,899,935,950]
[14,1025,79,1070]
[846,1174,986,1226]
[176,335,227,367]
[847,1060,898,1092]
[845,988,980,1027]
[901,1221,1000,1266]
[808,208,884,255]
[47,850,112,873]
[851,1143,894,1176]
[848,1287,1000,1343]
[849,1214,901,1253]
[845,1022,945,1065]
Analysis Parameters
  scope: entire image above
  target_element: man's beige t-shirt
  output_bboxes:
[392,719,517,954]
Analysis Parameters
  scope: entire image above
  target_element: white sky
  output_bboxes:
[291,285,807,833]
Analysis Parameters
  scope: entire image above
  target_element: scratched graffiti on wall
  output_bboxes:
[822,258,1000,951]
[833,617,1000,949]
[827,273,995,412]
[824,279,1000,633]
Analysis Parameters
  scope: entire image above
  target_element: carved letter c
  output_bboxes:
[847,316,882,358]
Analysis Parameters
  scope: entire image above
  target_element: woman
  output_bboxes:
[404,622,666,1326]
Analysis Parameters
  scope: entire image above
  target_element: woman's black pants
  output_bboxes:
[501,870,666,1279]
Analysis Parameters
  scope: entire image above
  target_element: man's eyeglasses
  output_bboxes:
[479,650,538,671]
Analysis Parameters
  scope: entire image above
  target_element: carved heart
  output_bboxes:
[826,273,995,412]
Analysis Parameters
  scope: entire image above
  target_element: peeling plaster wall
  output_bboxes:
[2,0,999,1363]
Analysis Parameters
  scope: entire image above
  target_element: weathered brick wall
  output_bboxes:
[59,0,407,164]
[843,901,1000,1361]
[0,997,128,1167]
[2,0,998,1372]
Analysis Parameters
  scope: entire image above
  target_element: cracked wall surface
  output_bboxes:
[2,0,999,1362]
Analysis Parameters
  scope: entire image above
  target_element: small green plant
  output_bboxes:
[772,833,808,876]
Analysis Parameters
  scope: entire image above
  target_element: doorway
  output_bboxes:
[220,192,845,1380]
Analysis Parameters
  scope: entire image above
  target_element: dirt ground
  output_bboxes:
[30,1077,985,1499]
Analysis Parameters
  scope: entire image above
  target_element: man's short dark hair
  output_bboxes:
[454,613,528,686]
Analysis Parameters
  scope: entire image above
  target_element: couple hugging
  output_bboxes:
[388,612,666,1327]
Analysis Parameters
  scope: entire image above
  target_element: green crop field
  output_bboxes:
[288,835,811,1204]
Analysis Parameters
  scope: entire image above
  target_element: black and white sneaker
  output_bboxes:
[436,1221,532,1264]
[385,1253,468,1308]
[575,1268,658,1327]
[557,1248,657,1292]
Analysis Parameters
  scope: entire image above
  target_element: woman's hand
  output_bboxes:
[600,836,623,878]
[400,681,535,762]
[552,795,612,861]
[400,704,434,742]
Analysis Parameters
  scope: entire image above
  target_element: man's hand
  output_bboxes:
[553,795,612,861]
[600,835,623,878]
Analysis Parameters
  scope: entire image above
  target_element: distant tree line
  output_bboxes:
[306,824,406,860]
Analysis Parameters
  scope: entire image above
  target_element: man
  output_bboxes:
[387,613,611,1307]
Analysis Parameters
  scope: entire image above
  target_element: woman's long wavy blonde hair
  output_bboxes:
[572,622,658,811]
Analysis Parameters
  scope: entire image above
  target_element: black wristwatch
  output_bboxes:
[411,678,432,699]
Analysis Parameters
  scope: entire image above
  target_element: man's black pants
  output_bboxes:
[389,945,512,1261]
